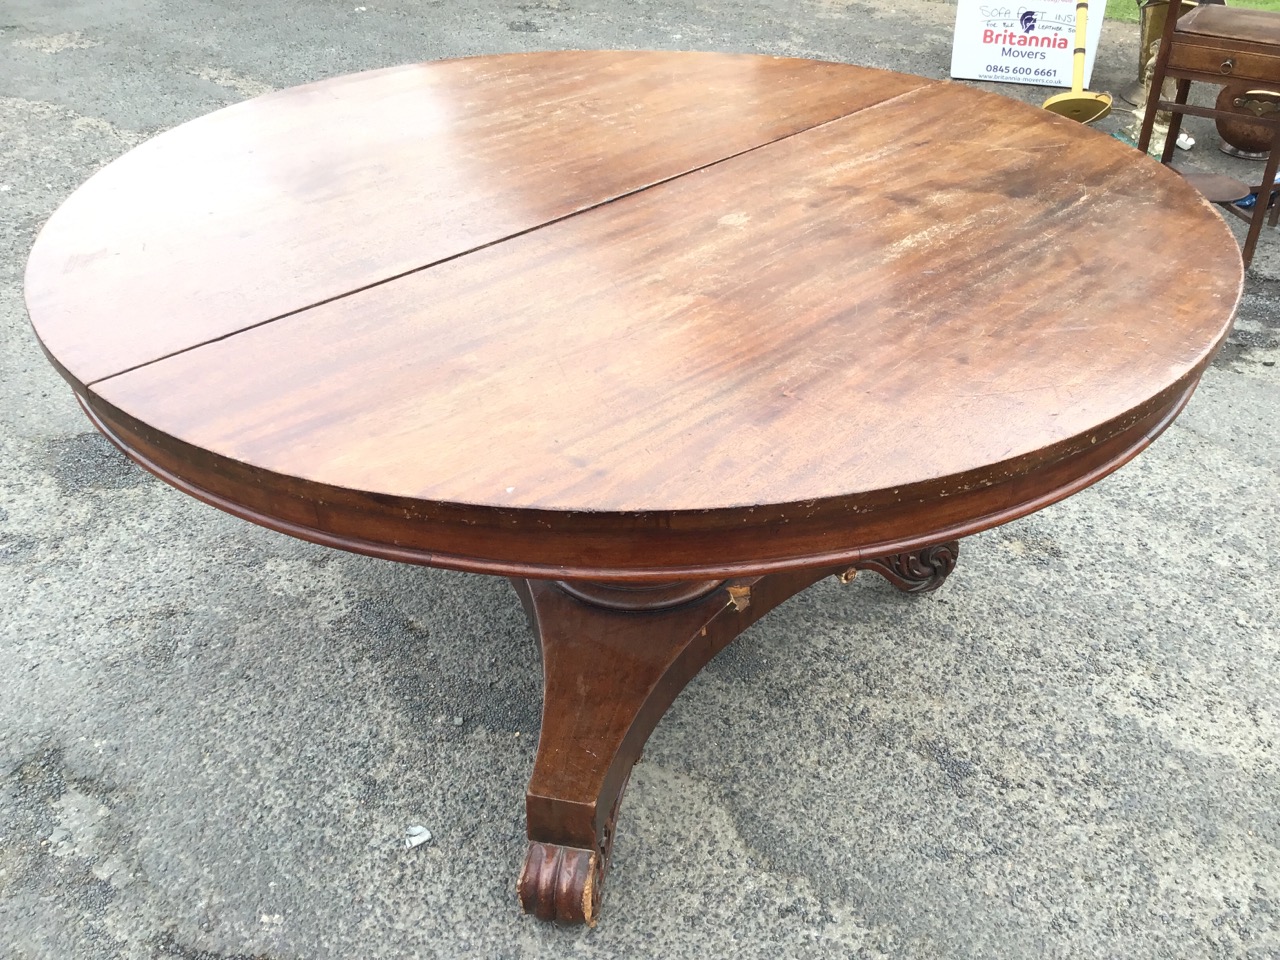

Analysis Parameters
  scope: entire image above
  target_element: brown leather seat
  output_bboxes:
[1177,6,1280,45]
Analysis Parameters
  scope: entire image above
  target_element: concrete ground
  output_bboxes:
[2,1,1279,957]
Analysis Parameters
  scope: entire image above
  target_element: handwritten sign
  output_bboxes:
[951,0,1105,88]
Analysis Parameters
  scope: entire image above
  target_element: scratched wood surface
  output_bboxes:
[27,53,1242,578]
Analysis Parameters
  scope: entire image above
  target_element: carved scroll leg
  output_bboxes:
[844,540,960,594]
[510,569,833,925]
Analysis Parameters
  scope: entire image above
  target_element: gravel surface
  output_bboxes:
[2,2,1278,957]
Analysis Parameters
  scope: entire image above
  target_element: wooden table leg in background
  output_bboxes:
[508,540,960,925]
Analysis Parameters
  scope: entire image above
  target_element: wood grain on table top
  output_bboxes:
[26,51,925,384]
[85,81,1239,514]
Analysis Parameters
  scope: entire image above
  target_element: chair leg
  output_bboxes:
[1241,129,1280,268]
[1137,36,1176,153]
[1160,79,1191,164]
[1141,72,1172,150]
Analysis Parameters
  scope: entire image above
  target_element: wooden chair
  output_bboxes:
[1137,3,1280,266]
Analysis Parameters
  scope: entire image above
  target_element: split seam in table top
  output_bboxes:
[82,83,933,390]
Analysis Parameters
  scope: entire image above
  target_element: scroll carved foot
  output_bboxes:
[508,568,834,925]
[518,841,599,925]
[846,540,960,593]
[517,775,625,926]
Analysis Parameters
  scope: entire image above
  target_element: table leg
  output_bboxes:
[508,541,960,925]
[509,570,827,924]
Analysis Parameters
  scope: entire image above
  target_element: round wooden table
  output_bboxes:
[25,51,1242,925]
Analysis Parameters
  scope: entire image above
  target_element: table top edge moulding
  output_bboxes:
[75,371,1202,582]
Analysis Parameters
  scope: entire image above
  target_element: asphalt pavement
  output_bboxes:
[2,1,1279,958]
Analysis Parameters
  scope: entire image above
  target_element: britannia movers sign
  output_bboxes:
[951,0,1105,88]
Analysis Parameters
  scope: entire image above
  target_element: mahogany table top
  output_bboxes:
[25,51,1243,581]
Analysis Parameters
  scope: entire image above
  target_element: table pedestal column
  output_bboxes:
[509,541,959,925]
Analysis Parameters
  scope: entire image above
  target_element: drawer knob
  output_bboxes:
[1220,58,1235,74]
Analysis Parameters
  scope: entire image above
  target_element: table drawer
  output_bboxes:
[1167,42,1280,84]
